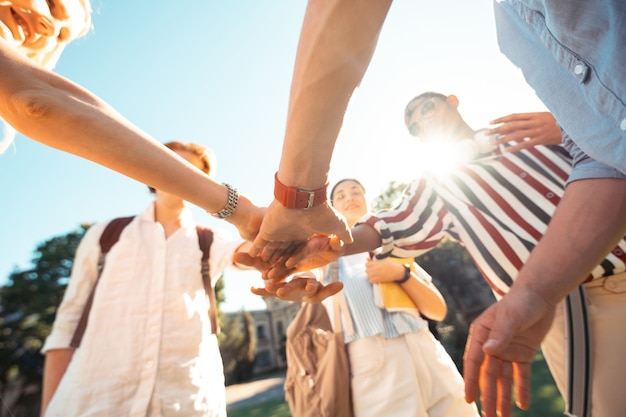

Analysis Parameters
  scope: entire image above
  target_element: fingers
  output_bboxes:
[463,322,489,403]
[334,222,354,244]
[257,240,305,264]
[265,265,297,281]
[232,252,269,273]
[477,356,514,417]
[497,359,514,417]
[301,281,343,303]
[478,355,500,417]
[249,236,268,257]
[250,286,273,297]
[513,362,531,410]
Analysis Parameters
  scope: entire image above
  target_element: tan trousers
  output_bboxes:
[541,272,626,417]
[348,329,479,417]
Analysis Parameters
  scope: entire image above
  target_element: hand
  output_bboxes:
[230,201,266,242]
[463,286,556,417]
[488,112,562,152]
[249,200,353,263]
[237,233,346,282]
[271,234,345,281]
[232,251,296,280]
[251,276,343,303]
[365,258,405,283]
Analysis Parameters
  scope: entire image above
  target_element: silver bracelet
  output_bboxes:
[211,183,239,219]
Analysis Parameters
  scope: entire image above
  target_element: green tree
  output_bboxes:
[219,309,257,385]
[0,224,89,413]
[233,310,257,382]
[219,312,244,384]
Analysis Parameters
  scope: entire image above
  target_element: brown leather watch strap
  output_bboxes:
[274,172,328,209]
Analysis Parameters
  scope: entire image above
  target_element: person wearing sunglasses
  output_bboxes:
[401,91,626,417]
[244,2,625,414]
[244,90,626,417]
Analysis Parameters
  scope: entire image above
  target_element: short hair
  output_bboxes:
[404,91,447,129]
[330,178,366,204]
[147,141,215,193]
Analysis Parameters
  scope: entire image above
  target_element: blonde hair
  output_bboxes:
[147,141,216,193]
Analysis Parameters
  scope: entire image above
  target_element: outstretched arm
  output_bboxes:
[0,40,262,241]
[251,0,393,255]
[464,177,626,416]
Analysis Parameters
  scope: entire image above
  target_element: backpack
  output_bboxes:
[70,216,216,348]
[284,262,355,417]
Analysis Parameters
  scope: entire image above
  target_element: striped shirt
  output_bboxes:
[361,132,626,299]
[321,253,426,344]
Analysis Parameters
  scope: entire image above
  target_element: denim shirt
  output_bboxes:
[494,0,626,180]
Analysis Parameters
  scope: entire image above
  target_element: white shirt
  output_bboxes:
[42,203,243,417]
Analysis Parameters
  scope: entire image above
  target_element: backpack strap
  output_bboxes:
[70,216,134,348]
[196,225,218,334]
[329,261,354,338]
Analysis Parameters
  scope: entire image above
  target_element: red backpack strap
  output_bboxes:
[196,226,218,334]
[70,216,134,348]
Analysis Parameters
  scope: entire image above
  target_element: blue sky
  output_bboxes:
[0,0,546,312]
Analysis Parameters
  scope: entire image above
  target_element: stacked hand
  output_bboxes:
[251,274,344,303]
[248,201,353,264]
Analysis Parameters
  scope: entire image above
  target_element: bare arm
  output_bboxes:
[41,348,74,417]
[366,259,447,321]
[251,0,393,254]
[0,40,262,241]
[464,177,626,416]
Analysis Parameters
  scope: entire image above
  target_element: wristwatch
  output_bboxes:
[273,172,328,209]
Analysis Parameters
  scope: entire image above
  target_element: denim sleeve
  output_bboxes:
[562,130,626,184]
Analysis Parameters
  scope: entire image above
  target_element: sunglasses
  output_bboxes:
[406,98,437,137]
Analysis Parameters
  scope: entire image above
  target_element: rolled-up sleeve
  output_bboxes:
[42,223,104,353]
[358,179,451,259]
[562,131,626,184]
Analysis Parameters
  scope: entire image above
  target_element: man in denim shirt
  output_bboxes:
[244,1,626,416]
[464,3,626,417]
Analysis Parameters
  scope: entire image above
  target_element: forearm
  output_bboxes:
[0,43,261,238]
[402,274,447,321]
[277,0,392,188]
[41,348,74,416]
[511,178,626,304]
[343,223,382,256]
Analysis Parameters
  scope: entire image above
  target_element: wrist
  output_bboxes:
[273,172,328,209]
[395,265,411,284]
[210,183,239,219]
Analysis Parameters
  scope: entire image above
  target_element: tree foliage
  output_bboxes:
[0,224,89,413]
[219,309,257,385]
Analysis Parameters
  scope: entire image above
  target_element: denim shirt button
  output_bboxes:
[573,63,589,82]
[620,117,626,131]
